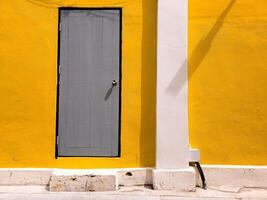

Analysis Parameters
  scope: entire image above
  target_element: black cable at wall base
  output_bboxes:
[190,162,207,190]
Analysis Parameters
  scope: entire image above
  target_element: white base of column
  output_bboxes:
[153,168,196,191]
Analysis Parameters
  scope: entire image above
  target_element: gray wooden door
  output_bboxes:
[57,9,121,157]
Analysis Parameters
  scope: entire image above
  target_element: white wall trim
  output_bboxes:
[156,0,189,169]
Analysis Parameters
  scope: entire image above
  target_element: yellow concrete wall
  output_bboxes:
[1,0,267,168]
[189,0,267,165]
[0,0,157,168]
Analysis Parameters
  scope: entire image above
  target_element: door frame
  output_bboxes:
[55,7,123,158]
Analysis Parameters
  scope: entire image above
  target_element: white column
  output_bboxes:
[153,0,195,191]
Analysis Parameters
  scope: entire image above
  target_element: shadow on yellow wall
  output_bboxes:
[188,0,236,79]
[140,0,157,167]
[188,0,267,165]
[139,0,236,166]
[167,0,236,96]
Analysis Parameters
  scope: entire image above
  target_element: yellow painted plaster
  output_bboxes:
[189,0,267,165]
[0,0,156,168]
[1,0,267,167]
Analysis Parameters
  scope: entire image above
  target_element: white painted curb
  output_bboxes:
[153,168,196,191]
[0,166,266,191]
[195,165,267,189]
[0,169,53,186]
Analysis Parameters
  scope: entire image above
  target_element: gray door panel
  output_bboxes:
[57,9,121,157]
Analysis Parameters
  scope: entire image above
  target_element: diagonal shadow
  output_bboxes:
[167,0,236,96]
[104,86,114,101]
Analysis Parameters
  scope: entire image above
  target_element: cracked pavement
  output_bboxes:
[0,186,267,199]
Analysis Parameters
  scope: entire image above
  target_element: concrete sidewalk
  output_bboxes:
[0,186,267,200]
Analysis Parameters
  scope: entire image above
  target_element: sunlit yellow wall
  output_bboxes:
[1,0,267,168]
[189,0,267,165]
[0,0,156,168]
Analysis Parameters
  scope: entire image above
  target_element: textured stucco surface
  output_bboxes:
[0,0,157,168]
[189,0,267,165]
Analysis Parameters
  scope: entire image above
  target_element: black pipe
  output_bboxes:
[191,162,207,189]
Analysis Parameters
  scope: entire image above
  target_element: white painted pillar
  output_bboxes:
[156,0,189,169]
[153,0,195,191]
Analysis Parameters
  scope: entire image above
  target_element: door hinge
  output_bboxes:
[59,22,62,31]
[59,65,61,74]
[57,136,59,145]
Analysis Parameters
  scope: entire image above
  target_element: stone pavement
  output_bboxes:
[0,186,267,199]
